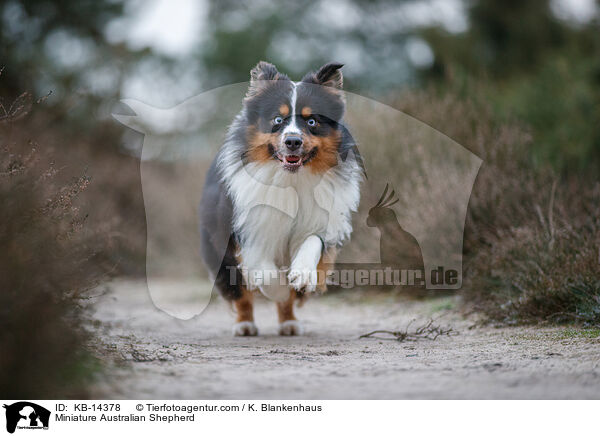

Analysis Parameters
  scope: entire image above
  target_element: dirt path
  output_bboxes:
[90,280,600,399]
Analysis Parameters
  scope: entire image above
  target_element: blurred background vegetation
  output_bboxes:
[1,0,599,396]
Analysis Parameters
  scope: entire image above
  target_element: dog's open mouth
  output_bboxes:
[283,154,301,169]
[270,145,318,172]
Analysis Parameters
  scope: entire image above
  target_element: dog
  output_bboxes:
[199,61,363,336]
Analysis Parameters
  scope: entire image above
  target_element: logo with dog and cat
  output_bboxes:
[3,402,50,434]
[113,82,481,320]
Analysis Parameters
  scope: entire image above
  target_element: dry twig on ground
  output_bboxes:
[359,319,457,342]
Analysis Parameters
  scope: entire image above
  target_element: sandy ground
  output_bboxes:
[90,280,600,399]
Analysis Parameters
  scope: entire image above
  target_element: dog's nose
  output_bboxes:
[284,135,303,151]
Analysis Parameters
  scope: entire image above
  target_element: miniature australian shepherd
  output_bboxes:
[199,61,363,336]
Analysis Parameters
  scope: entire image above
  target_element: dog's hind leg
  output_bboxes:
[232,286,258,336]
[277,289,304,336]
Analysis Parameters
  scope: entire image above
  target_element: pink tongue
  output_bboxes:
[286,156,300,163]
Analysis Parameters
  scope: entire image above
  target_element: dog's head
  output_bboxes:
[242,61,346,173]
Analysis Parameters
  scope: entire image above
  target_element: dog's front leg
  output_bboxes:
[242,261,289,302]
[288,235,323,293]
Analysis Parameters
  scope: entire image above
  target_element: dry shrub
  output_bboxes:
[342,94,482,286]
[391,89,600,324]
[465,180,600,324]
[0,91,114,398]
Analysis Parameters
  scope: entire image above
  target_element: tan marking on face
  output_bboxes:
[305,130,341,174]
[279,104,290,117]
[246,126,277,163]
[301,106,312,118]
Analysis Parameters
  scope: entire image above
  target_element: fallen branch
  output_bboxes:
[359,319,457,342]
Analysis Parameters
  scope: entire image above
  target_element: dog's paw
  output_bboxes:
[288,267,318,293]
[232,321,258,337]
[278,320,304,336]
[288,236,322,292]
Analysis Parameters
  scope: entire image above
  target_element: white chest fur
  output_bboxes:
[224,161,359,272]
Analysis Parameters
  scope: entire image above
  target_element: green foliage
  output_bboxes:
[201,0,417,91]
[421,0,600,174]
[491,55,600,173]
[0,0,123,96]
[554,328,600,339]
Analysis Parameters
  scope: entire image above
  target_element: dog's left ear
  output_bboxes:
[250,61,280,84]
[247,61,282,98]
[303,63,344,89]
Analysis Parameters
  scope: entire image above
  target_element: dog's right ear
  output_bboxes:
[302,63,344,89]
[247,61,280,97]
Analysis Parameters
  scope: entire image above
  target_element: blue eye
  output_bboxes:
[307,118,316,127]
[274,116,283,125]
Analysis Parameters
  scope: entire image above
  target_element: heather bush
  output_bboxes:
[394,90,600,324]
[0,90,108,398]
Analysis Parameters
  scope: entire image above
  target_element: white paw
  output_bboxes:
[288,267,318,292]
[278,320,305,336]
[288,235,322,293]
[232,321,258,336]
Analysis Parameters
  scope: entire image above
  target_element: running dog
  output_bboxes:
[199,61,362,336]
